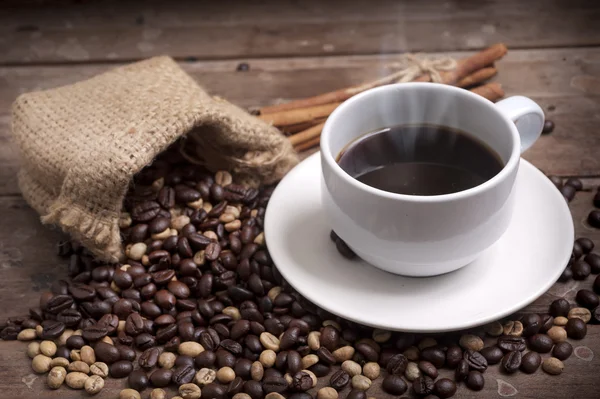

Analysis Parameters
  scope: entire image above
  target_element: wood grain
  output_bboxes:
[1,47,599,195]
[0,0,598,64]
[0,182,599,398]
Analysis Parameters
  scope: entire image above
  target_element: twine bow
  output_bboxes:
[347,54,457,95]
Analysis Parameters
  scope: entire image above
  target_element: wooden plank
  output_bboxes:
[1,47,599,196]
[1,180,600,398]
[0,0,598,63]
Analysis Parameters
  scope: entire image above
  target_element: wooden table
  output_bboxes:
[1,1,599,398]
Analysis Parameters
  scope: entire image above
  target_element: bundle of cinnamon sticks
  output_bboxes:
[257,43,508,152]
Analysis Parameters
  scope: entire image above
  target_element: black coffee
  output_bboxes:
[337,124,503,196]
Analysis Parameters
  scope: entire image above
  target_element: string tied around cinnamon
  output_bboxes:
[347,53,457,95]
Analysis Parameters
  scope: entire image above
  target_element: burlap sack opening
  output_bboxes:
[11,56,298,263]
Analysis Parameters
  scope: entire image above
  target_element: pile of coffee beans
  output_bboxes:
[2,145,599,399]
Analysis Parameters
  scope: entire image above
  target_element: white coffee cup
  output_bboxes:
[320,82,544,276]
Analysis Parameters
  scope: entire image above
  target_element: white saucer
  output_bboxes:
[264,153,574,332]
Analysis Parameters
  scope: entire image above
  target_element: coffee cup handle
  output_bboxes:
[494,96,545,153]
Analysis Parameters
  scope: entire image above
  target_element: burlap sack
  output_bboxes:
[11,56,298,263]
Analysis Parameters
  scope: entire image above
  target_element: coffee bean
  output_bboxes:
[95,341,120,364]
[520,351,541,374]
[542,357,564,375]
[175,355,195,369]
[308,363,331,378]
[413,376,435,396]
[592,306,600,324]
[434,378,457,399]
[542,120,554,134]
[418,360,438,379]
[320,326,339,351]
[379,374,406,395]
[565,318,587,339]
[561,184,576,201]
[291,371,313,392]
[528,334,554,353]
[67,335,85,350]
[420,347,445,368]
[540,315,554,333]
[576,289,599,309]
[138,347,160,368]
[455,359,469,382]
[552,341,573,360]
[327,369,349,390]
[585,253,600,274]
[466,370,484,391]
[501,351,521,374]
[558,267,573,282]
[445,345,462,368]
[588,210,600,228]
[203,382,227,399]
[110,360,133,378]
[135,333,156,350]
[172,365,196,385]
[128,370,149,391]
[572,260,591,280]
[521,314,542,337]
[549,298,571,317]
[346,390,367,399]
[387,353,408,374]
[263,375,289,394]
[497,336,526,352]
[216,348,236,368]
[45,295,74,314]
[118,345,136,362]
[573,241,584,260]
[480,346,503,365]
[576,237,594,254]
[150,369,173,388]
[132,201,161,222]
[463,350,487,371]
[41,321,66,340]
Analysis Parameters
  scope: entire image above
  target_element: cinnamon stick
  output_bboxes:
[259,102,339,127]
[293,135,321,152]
[456,67,497,88]
[470,83,505,102]
[282,117,327,134]
[260,43,507,115]
[289,122,325,146]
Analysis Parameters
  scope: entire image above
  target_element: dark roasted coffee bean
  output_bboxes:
[41,320,66,340]
[549,298,571,317]
[552,341,573,360]
[263,375,289,394]
[573,241,584,260]
[234,358,252,380]
[434,378,457,399]
[149,216,170,234]
[576,289,599,309]
[413,376,435,396]
[291,371,313,392]
[585,253,600,274]
[155,289,176,310]
[275,351,288,371]
[527,333,553,353]
[497,336,526,352]
[463,349,487,371]
[231,320,251,340]
[501,351,521,374]
[216,348,236,368]
[455,359,469,382]
[128,369,149,391]
[125,313,145,336]
[98,314,119,335]
[66,335,85,349]
[132,201,160,222]
[150,368,173,388]
[589,210,600,228]
[172,364,196,385]
[264,318,284,336]
[110,360,133,378]
[355,342,378,362]
[135,332,156,350]
[0,325,20,340]
[220,339,242,355]
[346,390,367,399]
[329,369,350,390]
[308,362,331,377]
[174,355,195,368]
[521,313,542,337]
[520,351,542,374]
[157,186,175,209]
[560,184,576,201]
[118,345,136,361]
[168,280,190,299]
[138,347,160,368]
[226,376,244,396]
[421,347,445,368]
[418,360,438,379]
[540,315,554,333]
[57,309,82,327]
[55,346,70,359]
[317,347,336,365]
[243,380,263,399]
[480,346,503,365]
[95,341,120,364]
[565,318,587,339]
[130,224,149,243]
[69,283,97,301]
[387,353,408,374]
[444,344,462,368]
[205,242,222,261]
[395,334,416,351]
[576,237,594,254]
[466,370,484,391]
[287,350,302,373]
[45,295,74,314]
[381,374,407,395]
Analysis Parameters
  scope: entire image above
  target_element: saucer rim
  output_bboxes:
[264,152,574,332]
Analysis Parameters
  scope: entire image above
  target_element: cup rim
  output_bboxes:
[320,82,521,203]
